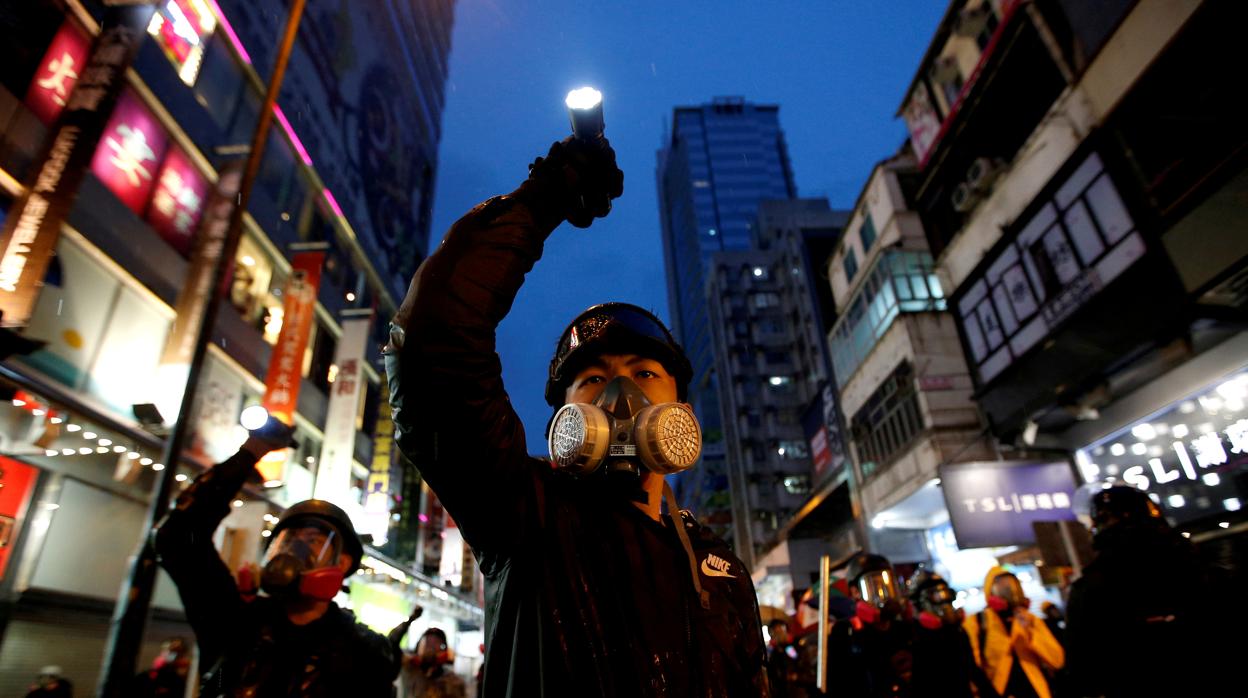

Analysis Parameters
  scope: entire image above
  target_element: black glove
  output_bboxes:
[522,136,624,229]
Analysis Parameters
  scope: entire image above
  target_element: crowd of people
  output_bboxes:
[762,485,1240,698]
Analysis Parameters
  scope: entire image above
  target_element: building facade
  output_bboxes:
[657,97,797,541]
[899,0,1247,562]
[0,1,481,693]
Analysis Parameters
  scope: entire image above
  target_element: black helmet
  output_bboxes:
[1089,485,1163,535]
[545,303,692,407]
[272,499,364,575]
[845,553,892,585]
[906,568,949,602]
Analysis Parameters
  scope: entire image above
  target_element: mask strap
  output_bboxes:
[664,482,711,610]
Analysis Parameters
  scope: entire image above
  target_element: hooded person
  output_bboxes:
[963,567,1063,698]
[824,553,915,698]
[154,418,400,696]
[385,134,770,695]
[1065,485,1239,698]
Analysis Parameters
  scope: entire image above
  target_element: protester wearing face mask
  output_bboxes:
[825,553,915,698]
[384,135,769,695]
[154,418,400,696]
[401,627,466,698]
[907,570,997,698]
[964,568,1063,698]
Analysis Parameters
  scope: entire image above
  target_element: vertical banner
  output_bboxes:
[0,3,158,328]
[256,250,325,483]
[312,310,373,511]
[153,162,244,423]
[88,89,169,213]
[359,383,398,544]
[145,146,210,255]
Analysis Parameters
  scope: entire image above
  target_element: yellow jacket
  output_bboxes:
[963,566,1064,698]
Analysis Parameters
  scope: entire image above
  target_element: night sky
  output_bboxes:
[428,1,947,452]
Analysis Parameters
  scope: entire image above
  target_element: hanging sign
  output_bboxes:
[0,4,158,328]
[312,310,373,512]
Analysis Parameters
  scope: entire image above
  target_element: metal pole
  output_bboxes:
[97,1,307,694]
[816,553,831,693]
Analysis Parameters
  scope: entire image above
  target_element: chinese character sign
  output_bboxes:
[24,20,91,125]
[0,5,157,328]
[145,146,207,255]
[313,312,374,513]
[939,460,1079,549]
[89,89,169,214]
[359,390,398,543]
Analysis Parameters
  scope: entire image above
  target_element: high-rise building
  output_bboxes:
[657,97,796,540]
[0,2,479,693]
[705,199,856,571]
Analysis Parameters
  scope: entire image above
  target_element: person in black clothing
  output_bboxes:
[129,637,192,697]
[154,419,401,696]
[384,134,770,695]
[766,619,798,697]
[906,569,996,698]
[24,666,72,698]
[825,553,914,698]
[1065,485,1240,698]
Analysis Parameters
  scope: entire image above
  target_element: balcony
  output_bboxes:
[899,1,1070,257]
[828,250,946,389]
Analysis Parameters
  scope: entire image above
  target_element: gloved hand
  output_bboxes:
[521,136,624,229]
[241,415,296,460]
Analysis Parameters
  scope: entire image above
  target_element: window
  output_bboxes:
[851,362,924,475]
[829,250,946,386]
[843,248,859,281]
[859,213,877,252]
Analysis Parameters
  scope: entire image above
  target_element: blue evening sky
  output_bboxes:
[429,1,947,451]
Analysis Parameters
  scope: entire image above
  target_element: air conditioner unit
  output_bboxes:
[951,182,980,213]
[966,157,1006,192]
[954,4,992,37]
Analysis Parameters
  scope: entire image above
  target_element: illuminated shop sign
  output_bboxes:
[939,460,1079,549]
[145,146,207,255]
[1077,372,1247,524]
[147,0,217,86]
[89,89,169,215]
[24,20,91,125]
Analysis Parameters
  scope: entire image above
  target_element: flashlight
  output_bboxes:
[566,87,604,141]
[240,405,270,431]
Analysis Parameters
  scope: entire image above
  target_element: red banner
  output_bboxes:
[145,145,208,255]
[89,89,169,215]
[257,251,324,482]
[0,456,39,580]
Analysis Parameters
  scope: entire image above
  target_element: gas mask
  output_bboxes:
[987,573,1029,613]
[261,517,347,601]
[547,377,701,478]
[914,582,959,630]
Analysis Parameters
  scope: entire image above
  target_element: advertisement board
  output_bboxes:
[939,460,1079,549]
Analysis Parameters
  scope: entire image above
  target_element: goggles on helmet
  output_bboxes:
[855,569,902,608]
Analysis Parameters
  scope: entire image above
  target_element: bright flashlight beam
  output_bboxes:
[565,87,602,111]
[240,405,270,431]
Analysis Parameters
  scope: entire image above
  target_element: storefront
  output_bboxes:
[1071,354,1247,538]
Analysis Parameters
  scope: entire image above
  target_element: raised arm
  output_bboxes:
[384,137,622,556]
[153,423,290,670]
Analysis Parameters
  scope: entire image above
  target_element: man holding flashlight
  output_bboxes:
[385,90,770,695]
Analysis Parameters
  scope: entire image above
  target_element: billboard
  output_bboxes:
[939,460,1079,549]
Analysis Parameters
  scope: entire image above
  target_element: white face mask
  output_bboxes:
[547,377,701,478]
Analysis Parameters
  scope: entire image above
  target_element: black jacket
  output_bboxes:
[386,189,769,696]
[155,449,399,697]
[1065,522,1239,698]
